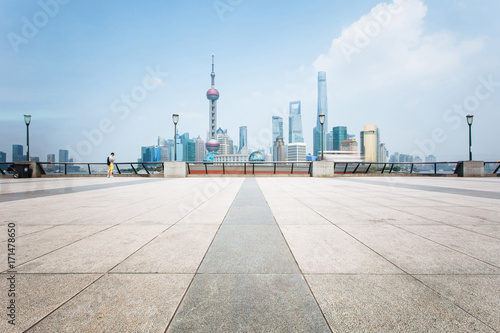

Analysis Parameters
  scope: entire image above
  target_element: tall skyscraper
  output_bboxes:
[272,116,283,143]
[216,128,234,155]
[332,126,348,151]
[180,133,195,162]
[378,143,388,163]
[195,136,205,162]
[360,125,379,162]
[314,71,328,157]
[288,101,304,143]
[59,149,69,163]
[0,151,6,169]
[205,51,221,157]
[273,137,286,161]
[12,144,23,162]
[141,146,153,162]
[238,126,248,155]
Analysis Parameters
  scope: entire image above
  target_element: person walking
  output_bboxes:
[107,152,115,178]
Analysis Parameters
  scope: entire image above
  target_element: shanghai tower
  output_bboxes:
[313,71,328,157]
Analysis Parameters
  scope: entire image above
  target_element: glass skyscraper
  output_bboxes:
[272,116,283,143]
[239,126,248,155]
[332,126,347,151]
[288,101,304,144]
[360,125,379,162]
[314,71,328,157]
[12,144,23,162]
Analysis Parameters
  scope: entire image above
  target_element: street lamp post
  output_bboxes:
[24,114,32,161]
[466,114,473,161]
[319,113,325,161]
[172,114,179,161]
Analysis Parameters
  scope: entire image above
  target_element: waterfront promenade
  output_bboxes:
[1,176,500,332]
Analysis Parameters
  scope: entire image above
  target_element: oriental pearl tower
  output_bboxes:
[205,51,221,158]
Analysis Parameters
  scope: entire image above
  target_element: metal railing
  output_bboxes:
[334,161,500,175]
[1,161,498,177]
[0,162,164,176]
[187,162,312,176]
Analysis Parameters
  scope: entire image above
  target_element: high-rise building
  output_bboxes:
[205,51,221,157]
[425,155,437,163]
[326,131,333,151]
[238,126,248,155]
[313,72,329,157]
[12,144,23,162]
[273,137,286,161]
[30,156,40,162]
[332,126,348,151]
[378,143,388,163]
[195,136,205,162]
[158,136,168,147]
[0,151,7,170]
[216,128,233,155]
[141,146,153,162]
[160,146,170,162]
[59,149,69,163]
[272,116,283,143]
[180,133,195,162]
[288,101,304,143]
[287,143,307,162]
[360,125,379,162]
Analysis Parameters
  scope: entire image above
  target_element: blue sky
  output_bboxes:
[1,0,499,162]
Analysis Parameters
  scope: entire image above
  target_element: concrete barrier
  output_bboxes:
[455,161,484,177]
[164,162,187,178]
[312,161,335,177]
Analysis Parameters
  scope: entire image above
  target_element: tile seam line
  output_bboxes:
[0,178,169,203]
[256,178,334,333]
[163,178,244,333]
[293,178,500,242]
[411,275,500,332]
[332,177,500,200]
[22,273,107,333]
[270,178,499,331]
[23,179,241,332]
[392,224,500,271]
[8,180,231,274]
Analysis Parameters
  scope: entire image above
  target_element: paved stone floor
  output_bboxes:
[1,176,499,332]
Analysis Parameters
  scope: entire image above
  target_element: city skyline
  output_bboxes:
[1,0,499,162]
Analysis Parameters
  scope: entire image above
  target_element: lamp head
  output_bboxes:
[466,114,473,126]
[319,113,325,125]
[24,114,32,126]
[172,114,179,125]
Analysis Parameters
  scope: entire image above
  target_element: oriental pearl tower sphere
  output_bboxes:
[206,51,220,154]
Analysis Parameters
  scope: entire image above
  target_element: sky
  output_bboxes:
[1,0,499,162]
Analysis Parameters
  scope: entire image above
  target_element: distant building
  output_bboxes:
[238,126,248,155]
[341,139,358,152]
[12,144,23,162]
[195,136,205,162]
[289,101,304,143]
[160,146,170,162]
[287,143,307,162]
[59,149,69,163]
[213,154,248,163]
[216,128,234,155]
[273,137,286,161]
[30,156,40,162]
[425,155,437,163]
[0,151,7,170]
[180,133,195,162]
[272,116,283,143]
[378,143,388,163]
[332,126,348,151]
[360,125,379,162]
[141,146,153,162]
[326,131,333,151]
[313,72,328,157]
[158,136,168,146]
